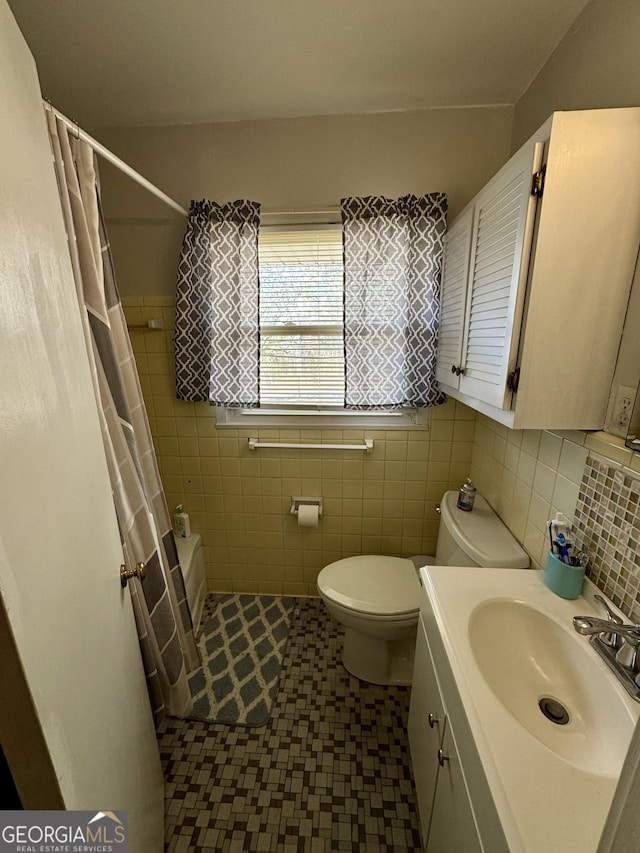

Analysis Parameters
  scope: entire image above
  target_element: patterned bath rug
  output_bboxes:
[188,594,297,727]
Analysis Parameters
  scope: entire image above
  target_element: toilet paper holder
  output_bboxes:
[290,496,323,518]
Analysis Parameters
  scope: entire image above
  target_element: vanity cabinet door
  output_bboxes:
[408,619,446,846]
[426,720,483,853]
[409,615,484,852]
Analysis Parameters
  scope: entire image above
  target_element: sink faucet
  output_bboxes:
[573,601,640,701]
[573,616,640,640]
[593,594,623,647]
[573,616,640,671]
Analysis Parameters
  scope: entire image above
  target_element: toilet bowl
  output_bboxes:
[320,555,425,685]
[317,490,529,686]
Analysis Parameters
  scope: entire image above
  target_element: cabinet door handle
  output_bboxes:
[428,712,439,728]
[437,748,449,767]
[507,367,520,392]
[451,364,457,375]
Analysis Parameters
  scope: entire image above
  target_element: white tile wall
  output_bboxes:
[470,414,640,582]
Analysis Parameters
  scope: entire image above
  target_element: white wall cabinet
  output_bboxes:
[437,108,640,429]
[408,619,482,852]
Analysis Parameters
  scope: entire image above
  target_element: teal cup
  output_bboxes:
[543,550,585,599]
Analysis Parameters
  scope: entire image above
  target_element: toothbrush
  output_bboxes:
[547,521,555,554]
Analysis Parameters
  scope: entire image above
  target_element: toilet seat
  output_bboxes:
[318,556,420,617]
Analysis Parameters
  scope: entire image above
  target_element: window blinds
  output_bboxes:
[258,229,345,407]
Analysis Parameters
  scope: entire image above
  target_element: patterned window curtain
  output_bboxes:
[47,113,201,725]
[341,194,448,409]
[175,199,260,406]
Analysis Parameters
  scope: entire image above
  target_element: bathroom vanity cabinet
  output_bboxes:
[408,581,509,853]
[436,107,640,430]
[409,565,637,852]
[408,622,483,852]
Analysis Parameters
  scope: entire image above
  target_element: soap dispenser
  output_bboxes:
[174,504,191,538]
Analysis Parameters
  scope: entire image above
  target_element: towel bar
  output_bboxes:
[248,437,374,452]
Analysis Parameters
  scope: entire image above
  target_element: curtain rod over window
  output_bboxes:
[43,101,189,217]
[260,208,341,227]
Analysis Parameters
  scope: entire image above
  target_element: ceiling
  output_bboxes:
[9,0,592,129]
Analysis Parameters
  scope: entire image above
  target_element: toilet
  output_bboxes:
[317,490,529,686]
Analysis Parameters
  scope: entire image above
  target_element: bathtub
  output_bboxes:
[175,533,206,633]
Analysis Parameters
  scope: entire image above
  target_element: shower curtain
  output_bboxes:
[47,112,200,724]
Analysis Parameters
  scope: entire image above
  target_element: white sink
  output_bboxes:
[420,565,640,853]
[468,597,636,775]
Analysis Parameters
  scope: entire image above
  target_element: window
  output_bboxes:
[216,225,428,429]
[259,228,344,408]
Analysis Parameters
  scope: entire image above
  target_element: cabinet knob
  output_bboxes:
[428,712,439,728]
[437,748,449,767]
[451,364,457,375]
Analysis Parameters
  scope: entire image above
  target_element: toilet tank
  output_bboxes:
[435,491,529,569]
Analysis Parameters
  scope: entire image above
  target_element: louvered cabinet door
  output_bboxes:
[436,208,473,388]
[458,140,544,408]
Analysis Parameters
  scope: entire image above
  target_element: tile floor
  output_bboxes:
[158,596,423,852]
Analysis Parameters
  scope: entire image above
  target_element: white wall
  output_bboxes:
[97,106,513,297]
[511,0,640,149]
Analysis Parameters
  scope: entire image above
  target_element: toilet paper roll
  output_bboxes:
[297,504,319,528]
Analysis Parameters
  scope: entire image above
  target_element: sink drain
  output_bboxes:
[539,697,570,725]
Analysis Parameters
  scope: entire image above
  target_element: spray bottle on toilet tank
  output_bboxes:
[457,479,477,512]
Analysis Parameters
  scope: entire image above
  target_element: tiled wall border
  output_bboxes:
[574,456,640,623]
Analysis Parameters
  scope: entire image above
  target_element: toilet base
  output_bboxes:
[342,624,417,686]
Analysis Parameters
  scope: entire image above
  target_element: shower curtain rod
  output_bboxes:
[43,101,189,217]
[42,103,340,223]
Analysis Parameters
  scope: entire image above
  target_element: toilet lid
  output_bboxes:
[317,556,420,616]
